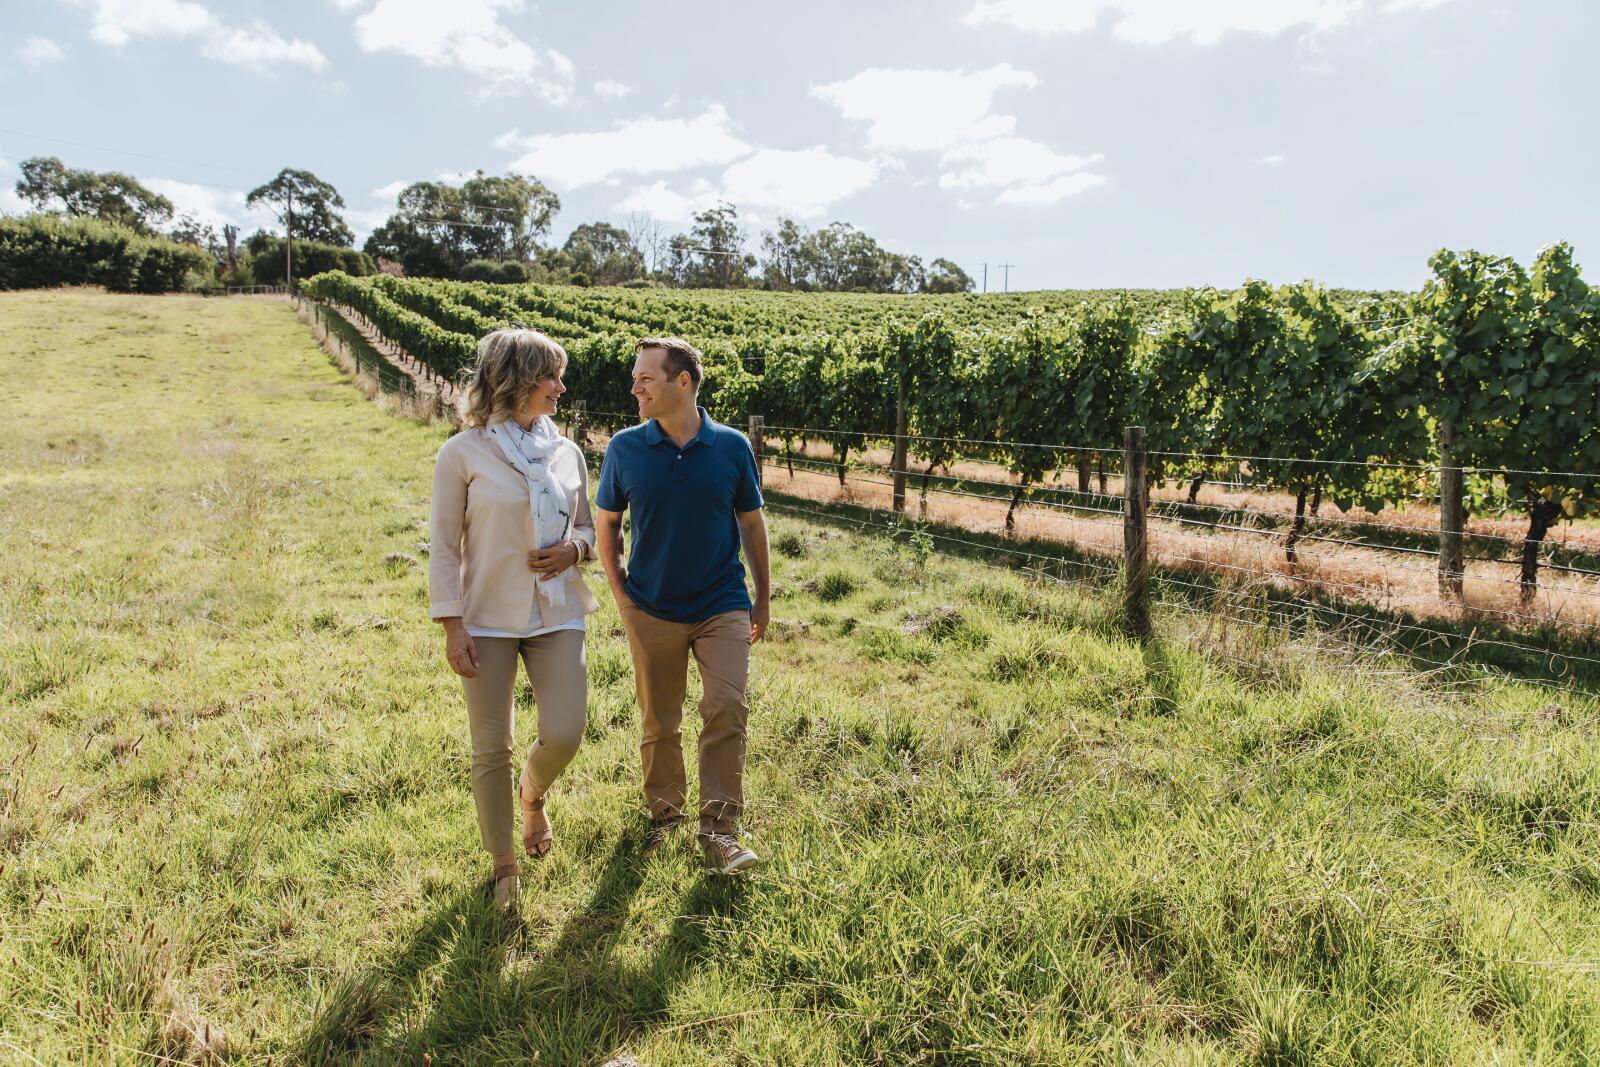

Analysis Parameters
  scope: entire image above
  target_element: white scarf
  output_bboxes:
[486,415,572,608]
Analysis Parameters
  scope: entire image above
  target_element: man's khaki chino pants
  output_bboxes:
[620,603,751,834]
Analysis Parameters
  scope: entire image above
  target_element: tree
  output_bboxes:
[167,211,224,267]
[923,258,974,294]
[246,168,354,248]
[363,172,560,278]
[760,217,808,290]
[563,222,644,285]
[757,218,929,293]
[16,156,175,234]
[222,224,239,274]
[666,203,753,288]
[622,212,668,275]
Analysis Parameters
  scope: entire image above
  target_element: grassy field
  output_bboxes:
[3,290,1599,1065]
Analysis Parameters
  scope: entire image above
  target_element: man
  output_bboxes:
[594,337,770,874]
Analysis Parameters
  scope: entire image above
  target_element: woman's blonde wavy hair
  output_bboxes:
[458,328,568,429]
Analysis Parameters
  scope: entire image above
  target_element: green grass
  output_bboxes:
[3,290,1600,1065]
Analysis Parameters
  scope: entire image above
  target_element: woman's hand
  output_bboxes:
[528,541,580,580]
[441,619,480,678]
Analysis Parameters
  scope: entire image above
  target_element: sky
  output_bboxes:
[3,0,1598,291]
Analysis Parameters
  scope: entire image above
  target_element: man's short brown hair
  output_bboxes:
[635,336,702,389]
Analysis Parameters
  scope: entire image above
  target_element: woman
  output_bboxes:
[429,328,600,909]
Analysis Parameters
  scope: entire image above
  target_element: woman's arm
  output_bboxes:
[428,443,468,620]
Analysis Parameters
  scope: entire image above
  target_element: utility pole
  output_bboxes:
[284,188,293,290]
[981,261,988,293]
[998,263,1014,292]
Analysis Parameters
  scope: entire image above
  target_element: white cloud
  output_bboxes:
[343,207,392,237]
[811,64,1036,152]
[996,172,1108,204]
[139,177,278,232]
[614,146,880,224]
[816,64,1105,207]
[343,0,574,100]
[0,154,25,216]
[371,179,410,200]
[960,0,1450,44]
[17,36,67,67]
[1259,153,1286,166]
[66,0,326,70]
[499,105,752,188]
[75,0,213,46]
[201,19,327,70]
[594,78,634,100]
[721,148,879,218]
[939,138,1102,192]
[615,179,722,226]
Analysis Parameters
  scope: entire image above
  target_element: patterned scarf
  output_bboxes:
[485,415,572,608]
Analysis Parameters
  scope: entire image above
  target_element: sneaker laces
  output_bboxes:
[702,833,743,855]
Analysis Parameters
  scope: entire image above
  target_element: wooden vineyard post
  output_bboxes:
[749,415,765,488]
[1438,418,1465,599]
[1122,425,1151,641]
[572,401,587,454]
[892,374,909,513]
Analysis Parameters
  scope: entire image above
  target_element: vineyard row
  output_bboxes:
[299,243,1600,600]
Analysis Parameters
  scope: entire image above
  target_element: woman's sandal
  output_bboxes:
[491,862,519,910]
[519,781,553,859]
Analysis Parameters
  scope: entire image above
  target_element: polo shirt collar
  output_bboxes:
[643,406,716,449]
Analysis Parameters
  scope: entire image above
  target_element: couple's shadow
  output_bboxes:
[296,822,748,1065]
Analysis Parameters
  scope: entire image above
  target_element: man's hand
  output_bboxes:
[751,598,770,643]
[528,542,579,579]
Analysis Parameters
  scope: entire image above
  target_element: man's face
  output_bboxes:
[631,347,689,420]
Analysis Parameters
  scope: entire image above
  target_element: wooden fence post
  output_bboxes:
[892,375,909,512]
[1122,425,1151,641]
[1438,418,1465,599]
[749,415,765,488]
[573,401,587,453]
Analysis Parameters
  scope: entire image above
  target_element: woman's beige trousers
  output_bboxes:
[460,629,587,857]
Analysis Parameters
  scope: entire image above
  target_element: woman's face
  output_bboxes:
[517,369,566,421]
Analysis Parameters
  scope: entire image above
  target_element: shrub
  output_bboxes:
[460,259,531,284]
[818,571,856,602]
[245,234,374,284]
[0,213,212,292]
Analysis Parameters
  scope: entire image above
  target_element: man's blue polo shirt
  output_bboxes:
[595,407,764,623]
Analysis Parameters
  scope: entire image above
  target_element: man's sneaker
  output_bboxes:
[643,816,683,857]
[699,832,760,874]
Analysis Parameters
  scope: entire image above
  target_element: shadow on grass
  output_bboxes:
[292,822,749,1065]
[760,486,1600,700]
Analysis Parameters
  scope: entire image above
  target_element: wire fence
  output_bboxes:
[298,300,1600,698]
[295,298,456,417]
[739,416,1600,697]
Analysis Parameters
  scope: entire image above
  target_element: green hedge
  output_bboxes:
[0,213,212,293]
[460,259,531,283]
[246,234,374,285]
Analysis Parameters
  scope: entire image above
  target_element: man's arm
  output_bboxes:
[737,508,770,643]
[595,507,629,607]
